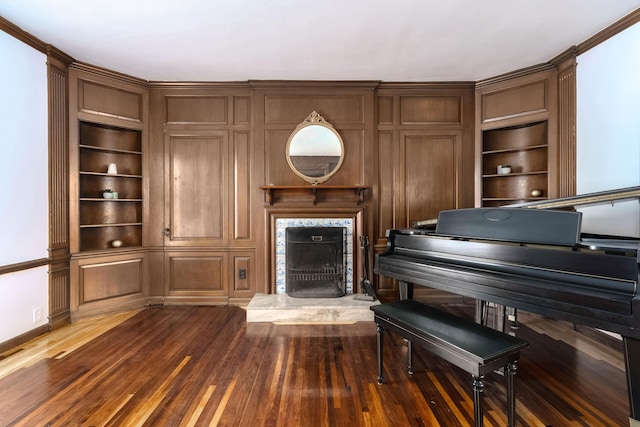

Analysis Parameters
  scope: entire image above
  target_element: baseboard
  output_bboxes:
[0,323,50,357]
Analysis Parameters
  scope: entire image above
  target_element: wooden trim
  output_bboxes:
[0,17,74,64]
[550,46,578,69]
[69,62,148,87]
[249,80,381,90]
[576,8,640,55]
[557,59,577,197]
[378,82,475,91]
[0,258,49,275]
[0,16,48,53]
[0,323,50,355]
[475,63,556,88]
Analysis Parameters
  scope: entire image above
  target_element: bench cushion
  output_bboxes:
[371,300,528,366]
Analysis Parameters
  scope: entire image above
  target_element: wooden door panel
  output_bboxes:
[166,132,228,245]
[401,132,460,226]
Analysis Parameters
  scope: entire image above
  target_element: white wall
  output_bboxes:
[576,22,640,237]
[0,268,49,343]
[0,31,49,343]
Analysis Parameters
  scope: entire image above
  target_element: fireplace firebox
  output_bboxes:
[285,226,346,298]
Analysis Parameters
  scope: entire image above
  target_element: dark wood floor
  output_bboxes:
[0,303,629,426]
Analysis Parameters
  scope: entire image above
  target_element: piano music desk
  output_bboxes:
[372,300,529,427]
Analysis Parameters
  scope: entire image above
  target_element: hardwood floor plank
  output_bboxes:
[93,393,135,427]
[0,304,629,426]
[181,384,215,427]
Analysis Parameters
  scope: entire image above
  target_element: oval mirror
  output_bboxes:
[286,111,344,185]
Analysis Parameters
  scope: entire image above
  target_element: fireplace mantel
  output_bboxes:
[259,185,368,205]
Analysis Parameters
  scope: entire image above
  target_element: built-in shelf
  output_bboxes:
[78,121,143,252]
[259,185,369,205]
[481,121,548,207]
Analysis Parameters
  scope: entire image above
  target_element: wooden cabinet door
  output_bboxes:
[164,131,229,246]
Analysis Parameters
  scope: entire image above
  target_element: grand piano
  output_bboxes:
[374,186,640,424]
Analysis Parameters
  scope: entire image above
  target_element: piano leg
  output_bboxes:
[399,281,414,300]
[624,337,640,425]
[376,324,384,385]
[472,374,485,427]
[407,339,414,375]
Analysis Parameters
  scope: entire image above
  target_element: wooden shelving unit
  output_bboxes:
[481,121,548,207]
[78,122,143,251]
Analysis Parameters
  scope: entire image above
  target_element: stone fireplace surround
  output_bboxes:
[245,207,378,323]
[276,217,353,296]
[266,207,365,295]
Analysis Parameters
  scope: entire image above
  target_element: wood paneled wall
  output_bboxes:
[255,82,376,187]
[147,84,255,304]
[375,84,476,297]
[66,78,480,309]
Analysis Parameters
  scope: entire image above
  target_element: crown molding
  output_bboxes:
[69,61,148,87]
[577,8,640,55]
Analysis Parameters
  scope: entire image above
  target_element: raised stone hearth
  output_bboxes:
[245,293,379,323]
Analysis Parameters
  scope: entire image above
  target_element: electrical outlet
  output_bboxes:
[239,269,247,280]
[33,307,43,323]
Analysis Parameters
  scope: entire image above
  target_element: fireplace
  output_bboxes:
[274,216,356,295]
[285,226,346,298]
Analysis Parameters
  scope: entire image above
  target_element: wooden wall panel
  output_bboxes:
[400,96,462,125]
[378,96,394,125]
[49,68,69,249]
[166,132,227,243]
[557,59,577,197]
[480,80,548,123]
[375,85,474,299]
[261,91,371,187]
[167,253,226,293]
[80,259,142,303]
[165,96,228,124]
[330,129,365,185]
[376,131,394,241]
[78,79,143,122]
[401,132,459,225]
[149,87,255,305]
[376,130,395,292]
[264,130,295,186]
[48,60,70,326]
[234,96,251,125]
[264,95,364,125]
[231,253,254,294]
[234,131,252,241]
[49,268,69,325]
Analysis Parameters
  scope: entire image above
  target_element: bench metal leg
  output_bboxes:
[472,375,484,427]
[376,324,384,385]
[507,360,518,427]
[407,339,414,375]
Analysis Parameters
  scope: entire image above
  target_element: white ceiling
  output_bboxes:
[1,0,640,83]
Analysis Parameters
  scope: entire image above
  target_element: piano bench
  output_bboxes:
[371,299,529,427]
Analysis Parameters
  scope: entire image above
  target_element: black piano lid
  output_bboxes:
[435,208,582,247]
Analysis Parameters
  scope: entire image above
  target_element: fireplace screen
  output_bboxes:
[285,226,346,298]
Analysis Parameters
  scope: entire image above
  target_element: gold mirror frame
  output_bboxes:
[286,111,345,185]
